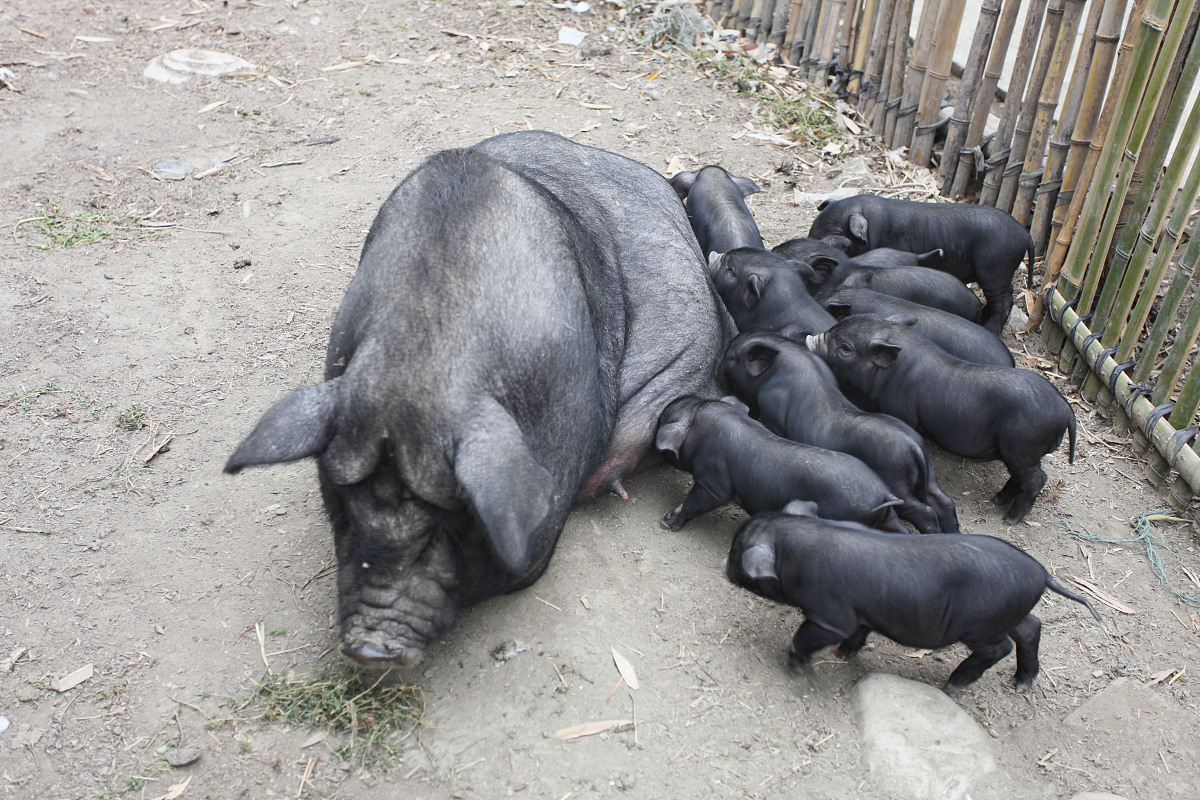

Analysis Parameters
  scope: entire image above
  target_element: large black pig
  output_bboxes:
[723,331,958,532]
[709,248,835,336]
[669,165,764,255]
[821,286,1013,367]
[655,396,906,532]
[807,316,1075,523]
[224,131,732,664]
[807,193,1034,335]
[724,507,1101,691]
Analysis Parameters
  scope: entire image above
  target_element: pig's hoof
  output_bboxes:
[1011,678,1034,694]
[659,509,683,530]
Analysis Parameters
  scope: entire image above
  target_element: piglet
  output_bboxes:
[655,396,905,532]
[725,506,1101,691]
[709,248,835,337]
[669,165,764,255]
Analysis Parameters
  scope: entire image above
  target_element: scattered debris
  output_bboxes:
[1064,574,1137,615]
[548,719,631,740]
[490,639,531,663]
[144,49,258,84]
[611,647,639,690]
[152,160,194,181]
[558,27,587,47]
[50,663,93,693]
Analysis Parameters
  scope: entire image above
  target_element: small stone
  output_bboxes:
[165,746,202,767]
[152,160,193,181]
[1092,669,1104,678]
[233,258,251,269]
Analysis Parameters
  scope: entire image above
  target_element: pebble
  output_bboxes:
[165,746,203,767]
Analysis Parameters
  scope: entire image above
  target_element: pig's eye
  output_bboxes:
[836,342,853,357]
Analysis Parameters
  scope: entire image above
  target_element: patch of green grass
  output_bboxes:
[20,201,114,250]
[238,664,423,770]
[2,382,92,412]
[116,405,148,431]
[706,57,844,147]
[357,88,376,97]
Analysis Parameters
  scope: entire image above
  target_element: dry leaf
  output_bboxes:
[321,61,366,72]
[664,155,683,176]
[548,719,630,740]
[1065,574,1137,615]
[197,99,227,113]
[50,663,93,692]
[579,102,612,110]
[74,35,115,43]
[611,646,639,690]
[149,776,192,800]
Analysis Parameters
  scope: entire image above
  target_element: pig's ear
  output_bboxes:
[782,500,820,517]
[742,273,767,309]
[718,395,750,414]
[816,198,830,211]
[822,234,852,252]
[745,343,779,377]
[655,417,691,460]
[669,170,697,199]
[918,248,944,264]
[848,212,868,243]
[734,176,762,197]
[777,323,807,342]
[825,302,853,320]
[808,255,841,282]
[741,542,777,582]
[884,313,919,328]
[225,380,340,473]
[455,402,553,575]
[867,340,902,368]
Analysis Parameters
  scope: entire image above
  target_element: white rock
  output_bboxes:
[852,672,997,800]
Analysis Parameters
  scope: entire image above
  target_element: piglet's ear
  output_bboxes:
[655,418,691,460]
[848,212,868,243]
[669,170,697,200]
[455,401,553,575]
[782,500,820,517]
[745,343,779,377]
[884,313,919,328]
[734,176,762,197]
[742,273,767,309]
[816,199,830,211]
[741,542,777,582]
[718,395,751,414]
[825,301,853,320]
[868,340,902,369]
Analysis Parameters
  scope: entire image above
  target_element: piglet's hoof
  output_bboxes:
[659,507,685,531]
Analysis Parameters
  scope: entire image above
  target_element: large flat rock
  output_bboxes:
[1064,677,1190,737]
[852,672,997,800]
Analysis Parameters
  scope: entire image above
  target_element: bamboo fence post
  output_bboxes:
[848,0,878,95]
[1065,0,1194,323]
[783,0,806,64]
[1113,1,1200,244]
[910,0,969,166]
[945,0,1023,198]
[804,0,829,75]
[820,0,846,79]
[1007,0,1088,223]
[862,0,897,119]
[724,0,744,28]
[747,0,765,38]
[892,0,943,149]
[738,0,754,29]
[1166,348,1200,504]
[979,0,1050,207]
[757,0,777,42]
[935,0,1002,193]
[1040,0,1152,358]
[880,0,916,137]
[1081,24,1200,404]
[1027,0,1110,256]
[840,0,861,85]
[1053,0,1181,376]
[770,0,792,45]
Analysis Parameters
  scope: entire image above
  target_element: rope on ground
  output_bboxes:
[1050,509,1200,609]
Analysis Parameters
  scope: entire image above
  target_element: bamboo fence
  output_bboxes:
[701,0,1200,511]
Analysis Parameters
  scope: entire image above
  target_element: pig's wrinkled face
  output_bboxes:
[807,319,901,395]
[323,461,463,666]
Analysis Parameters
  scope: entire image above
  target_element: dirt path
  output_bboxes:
[1,2,1197,798]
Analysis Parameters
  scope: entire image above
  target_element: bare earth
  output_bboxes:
[2,2,1198,799]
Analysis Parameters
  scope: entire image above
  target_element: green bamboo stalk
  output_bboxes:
[936,0,1002,193]
[1051,0,1173,373]
[891,0,942,148]
[1030,0,1133,334]
[1007,0,1087,222]
[1026,0,1109,257]
[979,0,1049,207]
[946,0,1022,198]
[910,0,969,166]
[1113,2,1200,246]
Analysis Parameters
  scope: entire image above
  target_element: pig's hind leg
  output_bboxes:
[835,625,872,658]
[942,635,1014,692]
[997,463,1048,524]
[1009,613,1042,692]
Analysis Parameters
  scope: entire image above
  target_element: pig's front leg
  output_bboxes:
[787,620,843,673]
[835,625,872,659]
[660,480,730,531]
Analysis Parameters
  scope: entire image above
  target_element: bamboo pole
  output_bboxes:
[1027,0,1109,256]
[892,0,943,149]
[784,0,806,64]
[882,0,916,140]
[748,0,766,38]
[1067,0,1195,320]
[1046,289,1200,497]
[737,0,754,29]
[1113,2,1200,245]
[862,0,897,117]
[1081,28,1200,403]
[979,0,1049,207]
[804,0,829,75]
[1007,0,1088,222]
[910,0,969,166]
[770,0,792,45]
[995,0,1069,213]
[848,0,878,95]
[935,0,1002,193]
[945,0,1023,198]
[1040,0,1152,359]
[839,0,862,85]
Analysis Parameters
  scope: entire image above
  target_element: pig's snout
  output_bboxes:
[342,639,424,667]
[805,333,825,356]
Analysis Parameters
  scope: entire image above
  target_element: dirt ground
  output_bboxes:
[2,2,1199,799]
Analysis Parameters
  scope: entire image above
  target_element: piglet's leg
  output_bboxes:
[1009,613,1042,693]
[942,636,1014,692]
[660,481,729,531]
[1001,465,1048,524]
[788,621,844,673]
[835,625,872,659]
